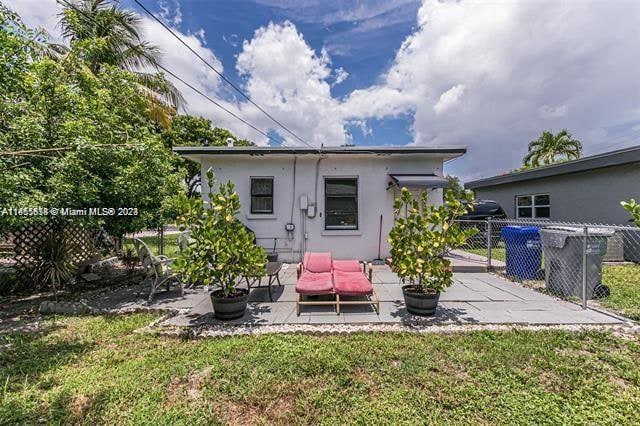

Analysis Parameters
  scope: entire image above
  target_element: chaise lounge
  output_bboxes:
[295,252,379,315]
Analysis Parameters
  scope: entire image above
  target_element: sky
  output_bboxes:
[5,0,640,182]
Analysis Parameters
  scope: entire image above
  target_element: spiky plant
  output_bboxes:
[31,231,75,300]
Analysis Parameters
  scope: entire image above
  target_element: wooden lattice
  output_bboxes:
[12,222,97,285]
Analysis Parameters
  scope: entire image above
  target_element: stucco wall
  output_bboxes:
[198,154,445,262]
[471,163,640,224]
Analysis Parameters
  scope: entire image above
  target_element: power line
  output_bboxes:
[132,0,320,152]
[59,3,289,148]
[157,65,288,146]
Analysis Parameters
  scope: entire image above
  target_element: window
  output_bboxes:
[325,178,358,230]
[516,194,550,219]
[250,177,273,214]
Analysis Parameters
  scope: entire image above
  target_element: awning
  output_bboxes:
[388,174,450,189]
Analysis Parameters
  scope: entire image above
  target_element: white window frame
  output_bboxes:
[516,193,550,219]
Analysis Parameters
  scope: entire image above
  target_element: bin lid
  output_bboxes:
[501,226,540,237]
[540,226,615,248]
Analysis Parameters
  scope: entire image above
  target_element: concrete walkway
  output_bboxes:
[91,264,624,327]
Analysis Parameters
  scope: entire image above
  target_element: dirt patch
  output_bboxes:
[166,366,215,408]
[70,394,96,419]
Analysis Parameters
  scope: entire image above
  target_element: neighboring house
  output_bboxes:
[174,145,466,261]
[465,145,640,225]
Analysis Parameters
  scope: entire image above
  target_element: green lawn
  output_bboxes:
[124,233,180,258]
[1,314,639,424]
[600,264,640,320]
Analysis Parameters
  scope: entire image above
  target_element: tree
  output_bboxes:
[57,0,184,127]
[0,10,183,239]
[523,129,582,168]
[161,115,254,197]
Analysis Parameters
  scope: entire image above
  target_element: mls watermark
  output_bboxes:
[1,207,139,217]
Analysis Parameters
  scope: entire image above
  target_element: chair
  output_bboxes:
[333,260,379,314]
[132,237,182,303]
[295,252,336,315]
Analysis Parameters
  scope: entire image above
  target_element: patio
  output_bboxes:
[92,264,624,327]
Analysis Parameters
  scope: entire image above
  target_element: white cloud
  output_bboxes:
[6,0,640,177]
[158,0,182,27]
[4,0,60,39]
[236,21,348,146]
[434,84,466,115]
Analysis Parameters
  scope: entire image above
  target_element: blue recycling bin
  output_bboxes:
[501,226,541,280]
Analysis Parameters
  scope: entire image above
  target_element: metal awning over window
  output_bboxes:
[388,174,450,189]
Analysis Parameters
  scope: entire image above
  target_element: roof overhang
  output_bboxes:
[173,145,467,163]
[466,145,640,189]
[389,174,450,189]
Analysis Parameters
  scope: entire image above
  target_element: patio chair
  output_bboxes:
[295,252,337,315]
[333,260,379,314]
[132,237,183,303]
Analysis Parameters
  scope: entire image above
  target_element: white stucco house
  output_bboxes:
[174,145,466,262]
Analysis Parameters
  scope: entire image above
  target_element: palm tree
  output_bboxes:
[523,129,583,168]
[57,0,184,127]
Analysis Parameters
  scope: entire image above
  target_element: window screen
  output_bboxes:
[325,178,358,230]
[250,177,273,214]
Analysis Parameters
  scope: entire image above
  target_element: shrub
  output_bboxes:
[389,188,477,293]
[172,169,266,297]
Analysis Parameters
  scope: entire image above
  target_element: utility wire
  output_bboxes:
[59,3,290,148]
[158,65,287,146]
[132,0,321,152]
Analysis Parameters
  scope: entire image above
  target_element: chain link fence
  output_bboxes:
[456,218,640,308]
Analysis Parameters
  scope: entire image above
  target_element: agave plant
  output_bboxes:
[31,231,76,300]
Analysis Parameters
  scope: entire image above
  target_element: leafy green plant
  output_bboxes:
[523,129,582,168]
[621,199,640,227]
[388,188,477,293]
[121,247,138,275]
[30,231,75,299]
[172,169,267,297]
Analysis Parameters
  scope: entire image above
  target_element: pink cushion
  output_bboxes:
[332,260,362,272]
[296,271,334,295]
[303,252,332,273]
[334,271,373,296]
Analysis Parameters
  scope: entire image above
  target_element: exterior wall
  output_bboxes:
[199,154,445,262]
[472,163,640,225]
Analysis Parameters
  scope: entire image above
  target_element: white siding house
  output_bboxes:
[174,146,466,262]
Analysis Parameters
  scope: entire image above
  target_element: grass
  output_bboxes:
[1,314,639,424]
[600,264,640,320]
[124,233,180,258]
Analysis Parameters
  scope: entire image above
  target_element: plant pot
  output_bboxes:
[267,252,278,262]
[211,288,249,320]
[402,285,440,316]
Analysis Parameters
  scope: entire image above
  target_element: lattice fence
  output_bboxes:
[12,222,97,285]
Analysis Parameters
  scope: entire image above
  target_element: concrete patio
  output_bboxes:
[91,264,625,327]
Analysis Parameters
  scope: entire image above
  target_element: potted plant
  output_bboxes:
[388,188,477,316]
[173,169,267,320]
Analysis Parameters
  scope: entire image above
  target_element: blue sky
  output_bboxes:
[7,0,640,181]
[121,0,421,146]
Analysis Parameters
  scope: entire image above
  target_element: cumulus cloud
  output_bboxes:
[236,21,348,146]
[6,0,640,178]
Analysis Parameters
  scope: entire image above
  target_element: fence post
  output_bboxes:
[486,218,493,270]
[582,225,588,309]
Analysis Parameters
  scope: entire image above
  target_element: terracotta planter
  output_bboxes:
[211,288,249,320]
[402,285,440,316]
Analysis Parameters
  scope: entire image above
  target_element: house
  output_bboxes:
[174,145,466,261]
[465,145,640,225]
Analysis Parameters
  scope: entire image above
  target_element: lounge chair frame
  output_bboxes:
[296,260,380,315]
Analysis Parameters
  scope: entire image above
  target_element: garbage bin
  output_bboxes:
[540,226,614,299]
[501,226,541,280]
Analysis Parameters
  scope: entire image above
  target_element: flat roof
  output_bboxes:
[173,145,467,156]
[465,145,640,189]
